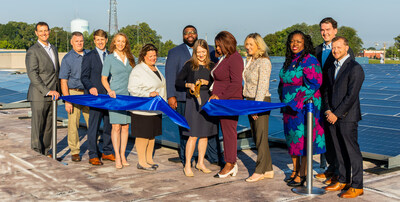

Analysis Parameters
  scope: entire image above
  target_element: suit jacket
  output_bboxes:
[81,49,108,95]
[211,51,243,100]
[26,42,60,101]
[165,43,217,102]
[322,57,364,122]
[128,62,166,116]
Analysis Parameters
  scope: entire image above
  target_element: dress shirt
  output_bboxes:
[96,47,107,64]
[38,40,56,68]
[185,44,193,56]
[334,54,350,79]
[59,49,88,89]
[321,42,332,68]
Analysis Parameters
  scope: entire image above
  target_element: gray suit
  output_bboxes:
[26,41,60,155]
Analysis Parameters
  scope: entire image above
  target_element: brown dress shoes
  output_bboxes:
[71,154,81,162]
[89,157,103,166]
[315,171,333,180]
[325,182,349,191]
[340,187,364,198]
[102,153,115,161]
[324,175,339,185]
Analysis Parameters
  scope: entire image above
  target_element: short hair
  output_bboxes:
[71,31,83,38]
[245,33,269,59]
[182,25,197,35]
[332,36,349,46]
[215,31,237,56]
[319,17,338,29]
[139,43,158,64]
[93,29,108,39]
[35,22,49,31]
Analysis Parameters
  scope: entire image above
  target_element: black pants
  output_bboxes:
[87,107,113,159]
[329,121,363,189]
[323,119,339,174]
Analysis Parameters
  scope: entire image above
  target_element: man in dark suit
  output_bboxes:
[165,25,222,166]
[81,29,115,165]
[315,17,355,184]
[26,22,60,156]
[323,36,364,198]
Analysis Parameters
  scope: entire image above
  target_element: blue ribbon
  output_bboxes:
[60,94,190,129]
[202,99,286,116]
[305,102,314,113]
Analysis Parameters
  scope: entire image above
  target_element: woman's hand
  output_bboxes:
[149,91,159,97]
[209,94,219,101]
[199,79,209,86]
[186,83,195,92]
[108,90,116,98]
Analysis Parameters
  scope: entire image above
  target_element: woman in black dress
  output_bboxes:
[176,39,218,177]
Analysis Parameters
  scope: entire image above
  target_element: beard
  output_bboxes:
[183,37,198,47]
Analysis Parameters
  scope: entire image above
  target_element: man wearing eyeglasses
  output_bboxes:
[165,25,222,166]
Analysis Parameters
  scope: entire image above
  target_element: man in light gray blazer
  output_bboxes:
[26,22,60,155]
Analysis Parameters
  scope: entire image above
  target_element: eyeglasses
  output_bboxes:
[184,31,197,35]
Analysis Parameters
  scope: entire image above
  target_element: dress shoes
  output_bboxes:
[195,164,212,174]
[287,176,306,187]
[325,182,349,191]
[71,154,81,162]
[47,154,53,158]
[89,157,103,166]
[315,171,334,180]
[264,170,274,179]
[284,171,297,182]
[214,163,238,178]
[324,175,338,185]
[340,187,364,198]
[151,164,159,168]
[101,153,115,161]
[183,168,194,177]
[246,174,265,182]
[137,163,156,171]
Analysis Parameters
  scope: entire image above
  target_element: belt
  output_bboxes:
[69,88,84,92]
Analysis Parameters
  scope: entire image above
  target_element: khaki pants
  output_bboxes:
[67,89,89,155]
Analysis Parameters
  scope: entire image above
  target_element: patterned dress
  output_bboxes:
[278,52,326,156]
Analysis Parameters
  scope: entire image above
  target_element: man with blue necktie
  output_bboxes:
[314,17,355,184]
[323,36,364,198]
[81,29,115,165]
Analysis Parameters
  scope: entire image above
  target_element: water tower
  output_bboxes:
[71,18,89,33]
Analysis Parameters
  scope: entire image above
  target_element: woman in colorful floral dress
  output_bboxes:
[278,30,326,187]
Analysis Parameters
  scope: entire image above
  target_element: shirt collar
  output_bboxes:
[335,54,350,67]
[323,42,332,50]
[185,44,193,56]
[38,40,51,49]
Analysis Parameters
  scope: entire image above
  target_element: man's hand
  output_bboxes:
[251,114,258,120]
[326,111,338,124]
[65,101,73,114]
[48,90,60,100]
[168,96,177,110]
[89,87,98,96]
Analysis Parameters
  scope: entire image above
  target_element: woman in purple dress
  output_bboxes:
[278,30,325,187]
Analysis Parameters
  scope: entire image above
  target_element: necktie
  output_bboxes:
[334,61,340,79]
[103,52,106,62]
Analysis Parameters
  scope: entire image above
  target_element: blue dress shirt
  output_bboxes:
[321,42,332,68]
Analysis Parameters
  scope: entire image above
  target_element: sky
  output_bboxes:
[1,0,399,49]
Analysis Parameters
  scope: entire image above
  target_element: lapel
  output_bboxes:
[316,44,323,63]
[50,44,59,73]
[180,44,192,61]
[334,57,351,83]
[141,62,164,83]
[36,42,54,67]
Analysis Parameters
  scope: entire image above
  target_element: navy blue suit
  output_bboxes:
[165,43,222,165]
[81,50,113,159]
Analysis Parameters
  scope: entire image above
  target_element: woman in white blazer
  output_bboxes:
[128,44,166,171]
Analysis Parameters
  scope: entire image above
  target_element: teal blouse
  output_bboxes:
[101,53,133,95]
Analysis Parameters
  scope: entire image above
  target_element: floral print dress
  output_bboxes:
[278,52,326,156]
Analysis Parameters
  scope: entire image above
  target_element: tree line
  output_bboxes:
[3,21,396,57]
[0,21,176,57]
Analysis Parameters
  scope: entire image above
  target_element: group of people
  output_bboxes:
[26,16,364,198]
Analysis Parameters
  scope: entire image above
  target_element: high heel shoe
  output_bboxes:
[150,164,159,168]
[122,162,130,166]
[195,164,212,174]
[137,163,156,171]
[214,163,238,178]
[287,175,306,187]
[284,171,297,182]
[183,168,194,177]
[264,170,274,179]
[115,163,123,169]
[245,173,265,182]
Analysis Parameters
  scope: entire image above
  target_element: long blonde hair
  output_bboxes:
[109,32,136,68]
[245,33,269,60]
[187,39,212,70]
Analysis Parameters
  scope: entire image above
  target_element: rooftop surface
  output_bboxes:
[1,107,400,201]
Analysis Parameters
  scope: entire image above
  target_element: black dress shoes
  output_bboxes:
[137,163,156,171]
[150,164,159,168]
[287,176,306,187]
